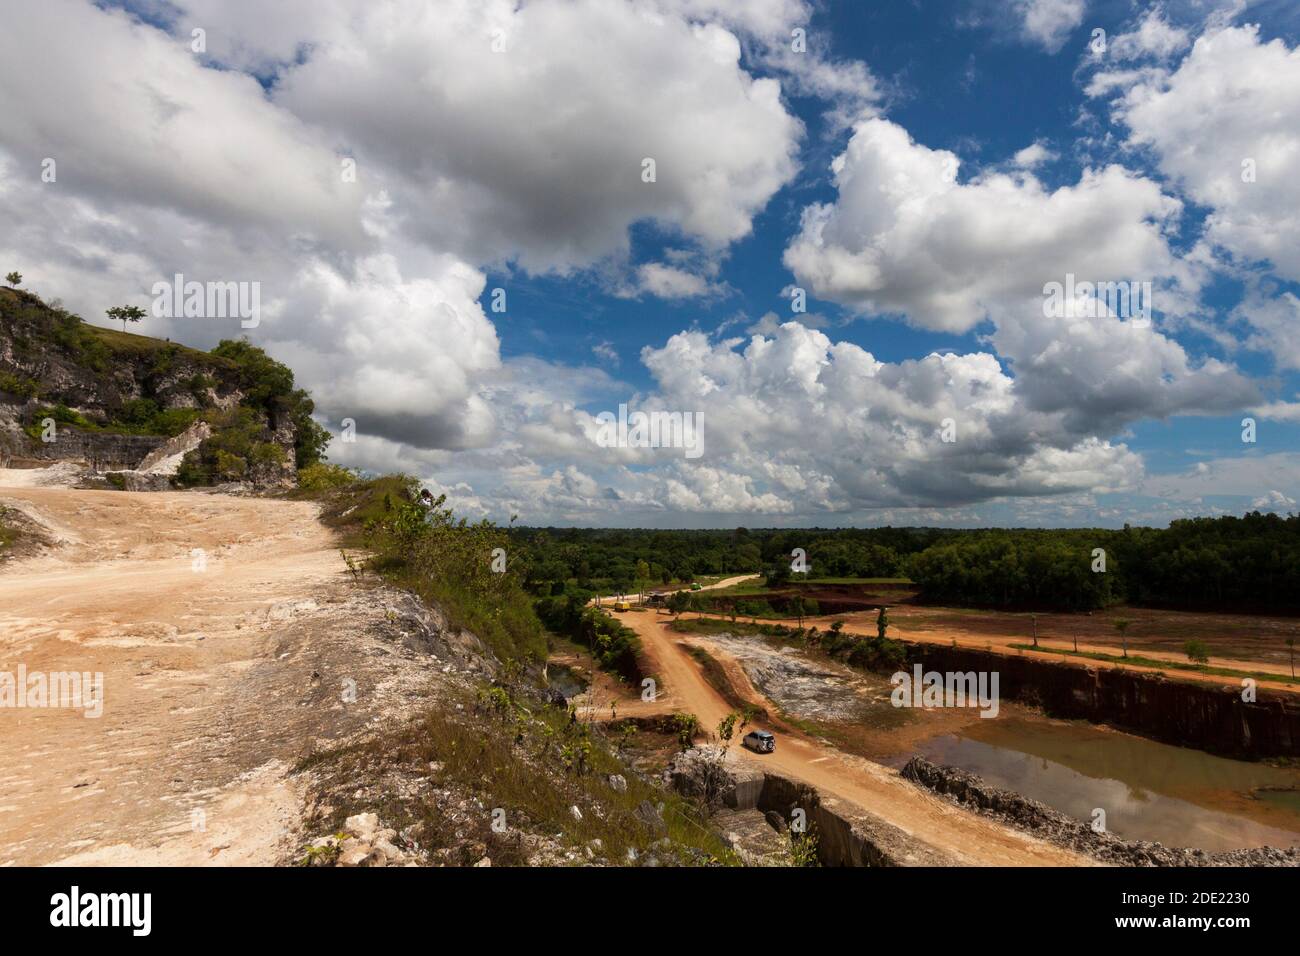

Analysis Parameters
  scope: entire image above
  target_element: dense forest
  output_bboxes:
[509,512,1300,614]
[508,526,932,593]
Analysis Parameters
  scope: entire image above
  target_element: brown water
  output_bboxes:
[884,716,1300,852]
[711,631,1300,853]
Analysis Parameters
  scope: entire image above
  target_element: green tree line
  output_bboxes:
[510,513,1300,613]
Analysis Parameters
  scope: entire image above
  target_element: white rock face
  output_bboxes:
[344,811,379,843]
[329,812,416,867]
[136,420,211,475]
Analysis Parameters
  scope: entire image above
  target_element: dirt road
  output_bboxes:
[792,612,1300,694]
[591,573,759,607]
[0,475,428,866]
[614,608,1093,866]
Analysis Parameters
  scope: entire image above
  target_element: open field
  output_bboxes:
[686,576,1300,676]
[881,603,1300,678]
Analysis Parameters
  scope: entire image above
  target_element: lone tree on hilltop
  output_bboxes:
[5,272,21,287]
[106,304,146,332]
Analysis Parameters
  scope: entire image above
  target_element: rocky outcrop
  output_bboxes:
[377,589,499,679]
[85,421,214,491]
[18,429,166,471]
[898,640,1300,759]
[135,420,211,475]
[1,288,309,488]
[902,756,1300,866]
[303,812,420,867]
[668,747,955,866]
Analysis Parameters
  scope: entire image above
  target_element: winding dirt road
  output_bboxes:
[614,607,1093,866]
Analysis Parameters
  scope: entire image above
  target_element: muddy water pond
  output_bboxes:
[887,718,1300,853]
[702,632,1300,853]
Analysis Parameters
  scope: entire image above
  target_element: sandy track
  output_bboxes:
[616,609,1093,866]
[0,481,371,866]
[592,573,759,607]
[793,612,1300,694]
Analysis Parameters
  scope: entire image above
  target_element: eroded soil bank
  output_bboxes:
[692,628,1300,855]
[899,639,1300,759]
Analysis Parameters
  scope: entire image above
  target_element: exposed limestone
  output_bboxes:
[135,420,212,475]
[898,641,1300,759]
[668,747,956,866]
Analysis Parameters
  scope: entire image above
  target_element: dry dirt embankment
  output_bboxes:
[891,640,1300,759]
[0,474,482,866]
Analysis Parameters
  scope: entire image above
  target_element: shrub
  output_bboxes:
[250,441,287,465]
[535,591,645,682]
[297,462,362,491]
[0,371,38,398]
[352,484,547,665]
[822,632,907,673]
[734,598,775,618]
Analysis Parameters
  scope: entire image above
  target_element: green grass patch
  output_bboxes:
[669,616,798,639]
[308,474,415,543]
[300,474,549,666]
[297,683,736,866]
[87,324,230,365]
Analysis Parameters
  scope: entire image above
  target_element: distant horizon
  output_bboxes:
[503,509,1293,533]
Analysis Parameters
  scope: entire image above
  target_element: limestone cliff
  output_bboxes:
[0,287,327,486]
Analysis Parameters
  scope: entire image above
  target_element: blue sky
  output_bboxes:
[478,0,1300,526]
[4,0,1300,526]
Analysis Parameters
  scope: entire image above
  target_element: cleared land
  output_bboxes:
[693,577,1300,687]
[0,473,443,865]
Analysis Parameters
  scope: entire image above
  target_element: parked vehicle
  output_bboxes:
[743,730,776,753]
[613,600,631,612]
